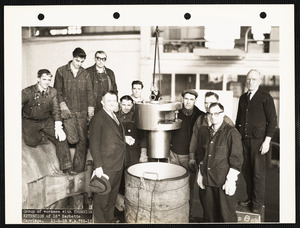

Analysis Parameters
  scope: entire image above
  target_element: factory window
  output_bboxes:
[153,26,205,53]
[236,75,279,98]
[152,26,279,54]
[199,74,223,90]
[28,26,140,37]
[153,74,172,100]
[175,74,196,100]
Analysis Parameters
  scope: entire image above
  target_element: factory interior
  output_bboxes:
[21,25,282,223]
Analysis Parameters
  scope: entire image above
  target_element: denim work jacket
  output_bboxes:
[54,61,94,112]
[197,121,243,187]
[22,84,61,121]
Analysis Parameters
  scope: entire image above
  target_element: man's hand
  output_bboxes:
[260,136,271,155]
[189,159,198,172]
[125,136,135,146]
[188,152,197,172]
[54,121,66,141]
[92,167,109,180]
[60,102,72,119]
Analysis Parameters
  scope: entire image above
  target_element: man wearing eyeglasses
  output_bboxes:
[189,91,234,221]
[196,103,243,222]
[86,50,118,113]
[54,47,94,174]
[236,69,277,214]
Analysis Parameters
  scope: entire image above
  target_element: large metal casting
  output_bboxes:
[135,101,182,158]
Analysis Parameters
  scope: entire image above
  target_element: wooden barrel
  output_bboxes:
[124,162,190,223]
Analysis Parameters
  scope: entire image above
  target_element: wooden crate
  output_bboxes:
[236,204,265,223]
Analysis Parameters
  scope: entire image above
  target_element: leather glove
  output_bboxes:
[139,148,148,163]
[92,167,109,180]
[54,121,66,141]
[125,136,135,146]
[188,153,197,172]
[60,102,72,119]
[87,106,94,122]
[197,168,205,189]
[222,168,240,196]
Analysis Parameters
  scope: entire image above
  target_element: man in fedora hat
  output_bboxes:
[89,91,133,223]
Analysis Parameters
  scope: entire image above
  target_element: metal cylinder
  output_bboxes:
[148,131,170,158]
[135,101,182,158]
[135,101,182,131]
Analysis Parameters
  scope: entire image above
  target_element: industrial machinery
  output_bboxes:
[135,26,182,159]
[135,101,182,158]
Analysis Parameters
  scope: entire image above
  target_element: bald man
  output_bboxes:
[235,69,277,214]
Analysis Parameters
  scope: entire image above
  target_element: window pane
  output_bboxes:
[153,74,171,100]
[175,74,196,100]
[200,74,223,90]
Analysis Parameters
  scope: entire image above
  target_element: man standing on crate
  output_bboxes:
[236,69,277,214]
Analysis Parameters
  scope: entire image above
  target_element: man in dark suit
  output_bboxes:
[235,69,277,214]
[89,91,132,223]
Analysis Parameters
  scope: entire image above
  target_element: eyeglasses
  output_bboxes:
[96,57,107,62]
[207,111,224,117]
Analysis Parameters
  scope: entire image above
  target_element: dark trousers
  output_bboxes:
[198,187,207,221]
[22,118,72,170]
[93,169,123,223]
[242,138,266,207]
[189,169,196,215]
[205,186,237,222]
[70,111,88,172]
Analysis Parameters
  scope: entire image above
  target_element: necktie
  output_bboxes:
[247,92,251,103]
[112,113,120,125]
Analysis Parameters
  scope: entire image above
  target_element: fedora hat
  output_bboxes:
[89,175,111,195]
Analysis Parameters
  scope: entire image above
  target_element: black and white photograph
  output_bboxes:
[4,4,295,224]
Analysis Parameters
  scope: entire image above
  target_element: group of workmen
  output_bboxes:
[22,47,277,223]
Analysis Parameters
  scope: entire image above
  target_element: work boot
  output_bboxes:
[239,199,252,207]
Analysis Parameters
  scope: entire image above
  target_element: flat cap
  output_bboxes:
[181,89,198,98]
